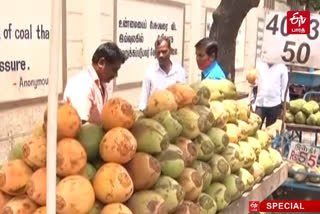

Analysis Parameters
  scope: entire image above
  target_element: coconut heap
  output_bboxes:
[287,162,320,184]
[285,98,320,126]
[0,79,283,214]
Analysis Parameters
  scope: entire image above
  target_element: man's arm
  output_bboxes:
[64,80,92,122]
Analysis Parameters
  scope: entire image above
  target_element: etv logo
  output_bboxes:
[287,11,310,34]
[249,201,260,212]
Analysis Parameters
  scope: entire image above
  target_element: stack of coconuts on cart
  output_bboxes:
[0,79,283,214]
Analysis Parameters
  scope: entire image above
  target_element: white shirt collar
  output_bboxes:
[155,61,179,76]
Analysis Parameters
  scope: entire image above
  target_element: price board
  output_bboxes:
[288,141,320,168]
[261,11,320,68]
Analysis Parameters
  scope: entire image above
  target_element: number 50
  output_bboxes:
[281,41,311,64]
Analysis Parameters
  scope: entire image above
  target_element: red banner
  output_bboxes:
[249,201,320,212]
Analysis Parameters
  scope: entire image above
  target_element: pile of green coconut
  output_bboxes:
[3,79,284,214]
[125,79,283,214]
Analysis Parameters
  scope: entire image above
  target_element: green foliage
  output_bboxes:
[300,0,320,10]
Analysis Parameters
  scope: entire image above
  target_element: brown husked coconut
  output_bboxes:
[175,137,197,167]
[145,89,178,117]
[93,163,133,204]
[124,152,161,191]
[22,135,47,169]
[2,195,38,214]
[101,97,135,131]
[26,168,47,206]
[57,138,87,177]
[177,168,203,201]
[167,83,197,108]
[99,127,137,164]
[175,201,201,214]
[126,190,167,214]
[0,160,32,196]
[56,175,95,214]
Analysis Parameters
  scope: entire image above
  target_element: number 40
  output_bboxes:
[265,14,320,64]
[266,14,319,40]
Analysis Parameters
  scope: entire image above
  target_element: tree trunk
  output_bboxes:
[209,0,260,82]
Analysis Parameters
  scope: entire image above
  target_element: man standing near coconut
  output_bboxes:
[195,37,226,80]
[64,42,127,124]
[248,60,289,128]
[139,36,187,110]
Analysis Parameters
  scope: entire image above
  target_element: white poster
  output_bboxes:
[0,0,63,103]
[261,11,320,68]
[116,0,184,86]
[205,9,246,70]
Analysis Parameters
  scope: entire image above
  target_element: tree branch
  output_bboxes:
[209,0,260,82]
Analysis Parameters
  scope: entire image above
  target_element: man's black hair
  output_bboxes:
[195,37,218,59]
[92,42,127,64]
[154,35,172,50]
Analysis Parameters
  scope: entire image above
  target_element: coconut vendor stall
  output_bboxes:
[1,73,290,214]
[260,10,320,200]
[0,4,292,214]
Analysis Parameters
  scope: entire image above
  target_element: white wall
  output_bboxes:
[0,0,291,164]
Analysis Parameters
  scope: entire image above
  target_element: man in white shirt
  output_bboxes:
[64,42,127,124]
[139,36,187,110]
[254,60,289,127]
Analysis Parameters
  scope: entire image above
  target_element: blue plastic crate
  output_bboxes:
[289,71,320,87]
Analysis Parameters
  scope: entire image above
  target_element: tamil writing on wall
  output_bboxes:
[0,0,62,103]
[115,0,184,87]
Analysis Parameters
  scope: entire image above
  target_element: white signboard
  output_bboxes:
[0,0,63,103]
[205,9,246,69]
[288,141,320,168]
[115,0,184,87]
[261,11,320,68]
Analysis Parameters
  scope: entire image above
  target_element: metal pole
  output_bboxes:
[280,66,292,156]
[46,0,62,213]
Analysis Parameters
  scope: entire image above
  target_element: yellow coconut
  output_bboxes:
[33,206,46,214]
[0,160,33,196]
[101,97,135,131]
[26,168,47,206]
[101,203,132,214]
[225,123,240,144]
[167,83,197,108]
[145,89,178,117]
[2,195,38,214]
[22,135,47,169]
[93,163,133,204]
[57,138,87,177]
[246,69,258,85]
[56,175,95,214]
[44,102,81,140]
[100,127,137,164]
